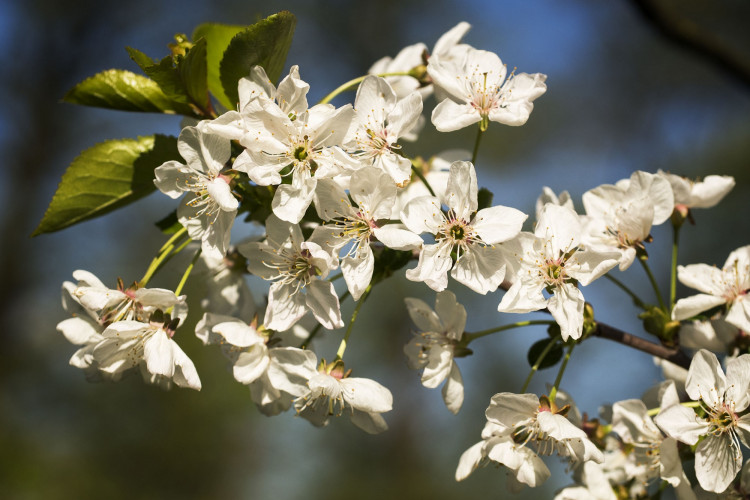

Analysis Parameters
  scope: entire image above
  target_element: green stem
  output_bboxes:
[604,274,647,309]
[639,257,667,311]
[335,286,371,360]
[646,400,701,417]
[140,227,189,287]
[466,320,554,343]
[670,225,681,312]
[520,335,561,393]
[328,272,343,282]
[471,124,485,165]
[410,164,436,198]
[159,226,188,253]
[548,343,575,404]
[318,72,412,105]
[174,249,202,297]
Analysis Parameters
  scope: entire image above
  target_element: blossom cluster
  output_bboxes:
[54,18,749,498]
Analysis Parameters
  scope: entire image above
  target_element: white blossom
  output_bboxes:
[294,359,393,434]
[239,215,343,332]
[654,350,750,493]
[428,47,547,132]
[403,290,466,414]
[93,314,201,391]
[672,245,750,332]
[349,76,423,185]
[402,160,526,293]
[499,204,619,340]
[311,167,422,299]
[154,126,237,259]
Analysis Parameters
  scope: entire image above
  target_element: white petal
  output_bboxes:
[305,280,344,330]
[694,434,742,493]
[340,377,393,412]
[473,206,527,244]
[431,99,480,132]
[455,441,484,481]
[548,283,585,341]
[206,177,238,211]
[685,349,726,406]
[441,362,464,414]
[372,226,422,251]
[672,294,726,321]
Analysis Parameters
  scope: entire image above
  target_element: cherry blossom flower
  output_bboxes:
[672,245,750,332]
[402,160,526,293]
[195,313,317,415]
[403,290,466,414]
[71,269,186,325]
[154,125,237,259]
[349,76,423,185]
[657,170,735,211]
[499,204,619,340]
[202,65,310,141]
[233,78,359,222]
[611,382,694,496]
[239,215,343,332]
[92,312,201,391]
[428,47,547,132]
[654,349,750,493]
[458,392,602,491]
[294,358,393,434]
[369,21,472,100]
[582,171,674,270]
[311,167,422,299]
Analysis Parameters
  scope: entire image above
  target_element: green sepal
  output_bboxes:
[63,69,192,115]
[638,306,681,345]
[33,134,179,236]
[219,11,296,109]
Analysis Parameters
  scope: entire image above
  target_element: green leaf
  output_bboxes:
[180,38,210,112]
[219,11,296,109]
[527,338,563,370]
[155,210,181,234]
[127,40,210,115]
[33,135,179,236]
[126,46,155,70]
[192,22,247,110]
[64,69,192,115]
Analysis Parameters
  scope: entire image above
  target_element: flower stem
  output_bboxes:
[646,400,701,417]
[140,228,189,287]
[174,249,202,297]
[466,320,555,343]
[548,343,575,404]
[410,164,437,198]
[603,274,647,309]
[670,225,681,312]
[471,124,485,165]
[318,72,413,105]
[521,335,561,393]
[639,256,667,312]
[335,285,371,360]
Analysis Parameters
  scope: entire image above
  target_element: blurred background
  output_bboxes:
[1,0,749,498]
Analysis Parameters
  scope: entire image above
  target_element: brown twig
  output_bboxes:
[593,321,691,369]
[631,0,750,90]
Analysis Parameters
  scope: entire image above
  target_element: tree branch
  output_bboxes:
[630,0,750,90]
[593,320,691,369]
